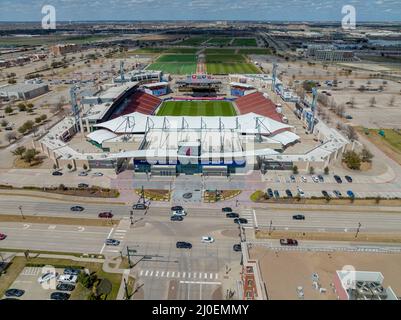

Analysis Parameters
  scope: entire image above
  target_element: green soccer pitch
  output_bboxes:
[156,100,237,117]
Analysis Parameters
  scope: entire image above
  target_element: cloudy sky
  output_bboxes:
[0,0,400,22]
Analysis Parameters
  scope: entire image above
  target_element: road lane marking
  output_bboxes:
[149,271,153,276]
[145,270,149,276]
[166,272,170,277]
[204,273,207,279]
[48,225,56,230]
[106,227,114,239]
[215,273,218,280]
[139,270,144,276]
[99,244,106,254]
[172,271,175,277]
[193,272,197,279]
[182,272,186,278]
[252,209,258,228]
[161,271,164,277]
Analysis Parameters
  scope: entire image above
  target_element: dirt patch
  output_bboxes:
[221,229,240,238]
[0,214,119,227]
[167,279,179,300]
[134,189,170,201]
[255,229,401,243]
[204,190,241,202]
[13,157,44,169]
[211,286,223,300]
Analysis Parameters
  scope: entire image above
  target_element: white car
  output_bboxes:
[297,188,305,198]
[201,236,215,244]
[38,272,58,284]
[93,172,103,177]
[301,176,307,183]
[312,176,319,183]
[58,274,78,284]
[172,210,187,216]
[78,171,88,176]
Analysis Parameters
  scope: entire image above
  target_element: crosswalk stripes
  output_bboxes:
[239,208,255,228]
[138,269,219,281]
[21,267,41,276]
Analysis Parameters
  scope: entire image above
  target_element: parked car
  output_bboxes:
[234,218,248,224]
[5,289,25,297]
[38,272,58,284]
[333,190,342,198]
[170,215,184,221]
[301,176,307,183]
[56,283,75,292]
[322,190,330,198]
[290,175,296,183]
[52,171,63,176]
[0,233,7,240]
[226,212,239,218]
[78,183,89,189]
[176,241,192,249]
[345,115,353,120]
[222,207,232,212]
[292,215,305,220]
[266,188,274,198]
[273,190,280,198]
[233,244,242,252]
[172,210,187,216]
[312,176,319,183]
[334,175,343,183]
[63,268,81,276]
[70,206,84,212]
[98,212,113,218]
[132,203,147,210]
[172,206,184,211]
[93,172,103,176]
[78,171,88,177]
[280,239,298,246]
[345,175,353,183]
[50,292,70,300]
[105,239,120,246]
[297,188,305,198]
[285,189,293,198]
[201,236,215,244]
[58,274,78,284]
[347,190,355,199]
[318,175,324,182]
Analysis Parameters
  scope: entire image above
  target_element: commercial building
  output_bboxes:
[0,83,49,100]
[50,44,80,56]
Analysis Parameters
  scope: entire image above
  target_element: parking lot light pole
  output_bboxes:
[269,220,273,235]
[18,205,25,220]
[355,222,362,238]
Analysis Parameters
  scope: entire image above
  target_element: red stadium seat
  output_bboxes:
[235,92,283,122]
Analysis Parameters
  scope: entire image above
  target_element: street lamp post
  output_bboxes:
[18,205,25,220]
[355,222,362,238]
[269,220,273,235]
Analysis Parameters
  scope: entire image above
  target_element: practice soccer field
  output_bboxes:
[206,63,261,74]
[156,100,237,117]
[232,38,257,46]
[146,62,197,75]
[156,54,197,63]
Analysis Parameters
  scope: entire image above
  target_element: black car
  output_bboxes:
[63,268,81,276]
[105,239,120,246]
[266,188,274,198]
[52,171,63,176]
[50,292,70,300]
[176,241,192,249]
[226,212,239,218]
[171,206,184,211]
[133,203,147,210]
[233,244,242,252]
[322,190,330,198]
[274,190,280,198]
[318,175,324,182]
[222,207,232,212]
[285,189,293,198]
[292,215,305,220]
[334,175,343,183]
[170,215,184,221]
[56,283,75,292]
[345,175,353,183]
[70,206,84,212]
[234,218,248,224]
[5,289,25,297]
[78,183,89,189]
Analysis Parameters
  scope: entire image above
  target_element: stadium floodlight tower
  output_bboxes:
[310,87,318,132]
[70,85,81,132]
[271,62,278,92]
[120,60,126,83]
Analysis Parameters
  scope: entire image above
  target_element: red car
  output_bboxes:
[0,233,7,240]
[280,238,298,246]
[98,212,113,219]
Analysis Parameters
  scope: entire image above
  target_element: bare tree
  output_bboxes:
[389,96,395,106]
[6,131,17,142]
[369,97,377,108]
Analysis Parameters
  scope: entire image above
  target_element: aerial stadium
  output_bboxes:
[36,63,349,176]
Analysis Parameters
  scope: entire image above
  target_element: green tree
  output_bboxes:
[12,146,26,158]
[35,117,42,124]
[342,150,361,170]
[22,148,40,164]
[292,165,299,174]
[40,114,47,121]
[17,103,27,112]
[22,120,34,132]
[1,119,8,127]
[324,166,329,175]
[67,163,73,171]
[361,147,374,163]
[18,126,27,134]
[5,106,13,114]
[83,164,88,171]
[53,164,57,171]
[309,166,315,175]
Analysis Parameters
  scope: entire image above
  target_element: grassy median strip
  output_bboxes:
[0,214,119,226]
[255,229,401,243]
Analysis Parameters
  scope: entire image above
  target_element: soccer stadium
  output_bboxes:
[37,63,349,177]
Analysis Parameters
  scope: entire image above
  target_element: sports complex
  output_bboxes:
[36,50,350,177]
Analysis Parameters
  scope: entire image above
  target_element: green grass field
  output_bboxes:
[238,48,273,55]
[155,54,197,63]
[165,48,199,54]
[232,38,257,46]
[146,62,196,74]
[179,36,210,45]
[206,63,261,74]
[206,54,246,63]
[204,48,236,54]
[157,100,237,116]
[207,37,233,46]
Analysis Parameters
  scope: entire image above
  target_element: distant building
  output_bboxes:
[0,83,49,100]
[333,270,398,300]
[305,44,354,61]
[50,44,80,56]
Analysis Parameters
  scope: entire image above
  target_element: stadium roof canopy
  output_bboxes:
[95,112,293,136]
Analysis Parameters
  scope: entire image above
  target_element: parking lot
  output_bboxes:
[3,267,71,300]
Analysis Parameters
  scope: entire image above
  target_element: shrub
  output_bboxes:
[343,150,361,170]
